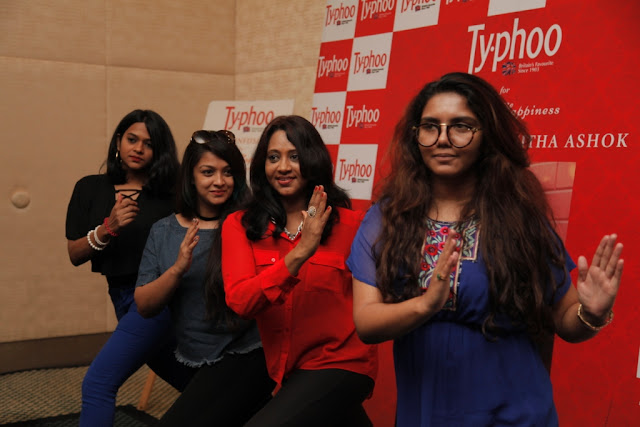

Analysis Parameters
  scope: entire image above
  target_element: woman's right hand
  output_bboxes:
[419,236,460,314]
[352,235,461,344]
[172,219,200,276]
[106,193,140,234]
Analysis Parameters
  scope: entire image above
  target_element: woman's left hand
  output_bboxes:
[576,234,624,321]
[297,185,332,259]
[172,219,200,276]
[282,186,332,277]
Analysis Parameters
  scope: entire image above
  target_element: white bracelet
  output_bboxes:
[87,230,105,251]
[93,225,108,246]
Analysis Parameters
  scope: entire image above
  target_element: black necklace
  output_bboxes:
[195,212,220,221]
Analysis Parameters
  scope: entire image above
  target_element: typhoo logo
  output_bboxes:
[468,18,562,73]
[400,0,436,12]
[311,106,342,129]
[338,158,374,181]
[326,2,357,26]
[353,50,388,74]
[360,0,395,20]
[345,104,380,128]
[317,55,350,78]
[223,106,275,131]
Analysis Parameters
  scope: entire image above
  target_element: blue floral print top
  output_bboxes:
[347,203,575,427]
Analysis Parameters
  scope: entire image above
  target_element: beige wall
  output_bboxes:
[0,0,325,343]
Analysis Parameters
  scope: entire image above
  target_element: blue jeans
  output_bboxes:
[79,286,194,426]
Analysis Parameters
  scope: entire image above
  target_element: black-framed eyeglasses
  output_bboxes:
[190,129,236,145]
[411,123,481,148]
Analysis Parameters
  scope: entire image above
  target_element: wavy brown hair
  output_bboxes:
[375,72,566,338]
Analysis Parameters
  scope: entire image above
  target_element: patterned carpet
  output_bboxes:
[1,405,157,427]
[0,365,180,425]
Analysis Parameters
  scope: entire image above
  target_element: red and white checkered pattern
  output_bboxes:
[313,1,640,424]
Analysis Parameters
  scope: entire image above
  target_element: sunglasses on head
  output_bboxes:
[190,130,236,145]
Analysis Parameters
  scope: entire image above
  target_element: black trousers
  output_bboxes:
[157,347,275,427]
[244,368,375,427]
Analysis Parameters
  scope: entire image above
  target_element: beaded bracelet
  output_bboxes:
[93,225,109,246]
[103,217,119,237]
[577,303,614,331]
[87,230,105,251]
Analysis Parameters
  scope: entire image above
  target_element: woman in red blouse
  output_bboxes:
[221,115,377,426]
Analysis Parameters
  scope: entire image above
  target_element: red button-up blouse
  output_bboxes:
[222,208,378,385]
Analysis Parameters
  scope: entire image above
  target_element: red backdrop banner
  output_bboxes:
[313,1,640,425]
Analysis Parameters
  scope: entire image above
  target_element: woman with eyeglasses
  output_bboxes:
[221,115,378,426]
[347,72,624,427]
[134,130,274,426]
[65,110,192,426]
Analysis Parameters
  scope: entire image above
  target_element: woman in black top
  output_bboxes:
[66,110,192,426]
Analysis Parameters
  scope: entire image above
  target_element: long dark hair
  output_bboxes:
[105,109,179,195]
[376,72,566,338]
[176,130,248,326]
[243,115,351,242]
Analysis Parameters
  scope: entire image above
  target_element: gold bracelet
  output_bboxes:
[577,304,614,331]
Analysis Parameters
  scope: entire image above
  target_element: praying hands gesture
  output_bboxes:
[299,186,332,256]
[170,219,200,277]
[420,236,460,314]
[285,185,332,277]
[135,218,200,318]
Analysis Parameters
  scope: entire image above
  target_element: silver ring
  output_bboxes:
[308,206,317,218]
